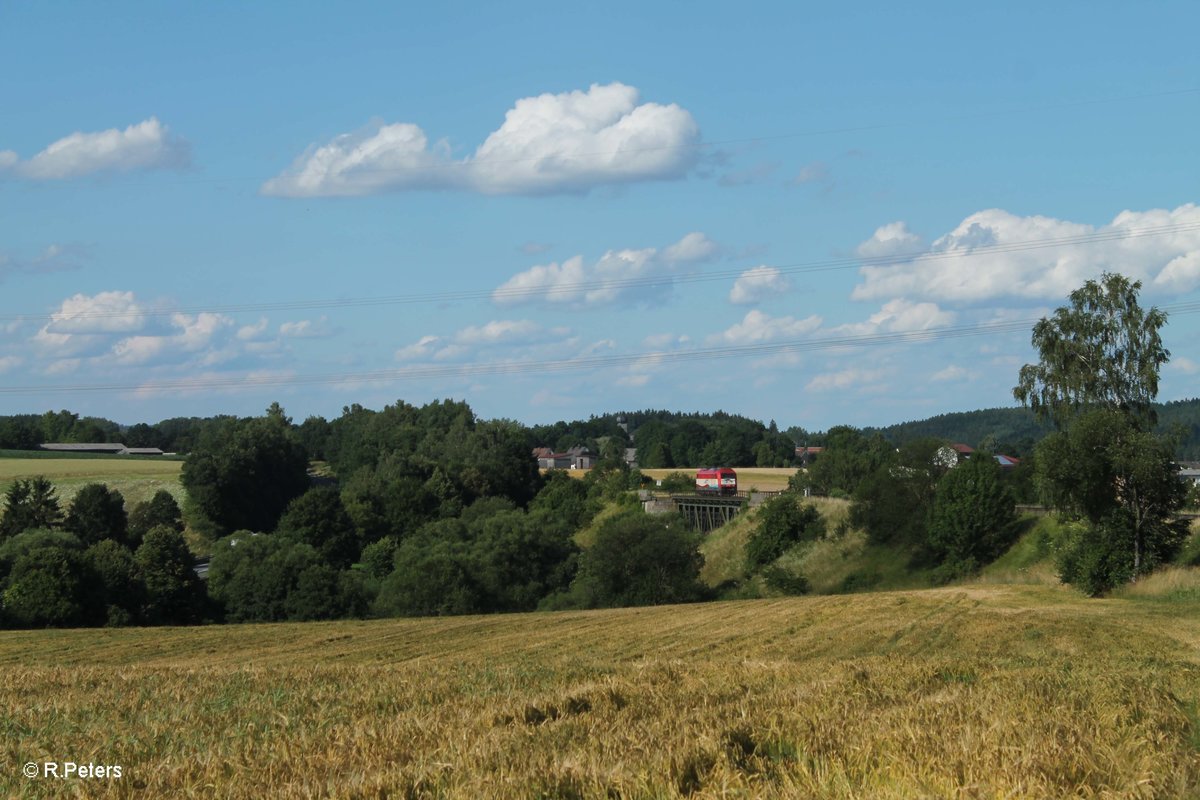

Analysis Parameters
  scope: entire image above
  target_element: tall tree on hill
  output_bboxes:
[1014,272,1169,429]
[1014,273,1184,592]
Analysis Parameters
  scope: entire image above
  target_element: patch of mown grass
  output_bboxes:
[0,457,183,510]
[1113,566,1200,603]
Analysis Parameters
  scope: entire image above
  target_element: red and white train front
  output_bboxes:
[695,467,737,495]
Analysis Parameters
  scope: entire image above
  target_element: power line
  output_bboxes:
[5,304,1200,396]
[5,219,1199,324]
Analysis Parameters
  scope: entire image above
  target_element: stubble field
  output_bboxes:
[2,584,1198,798]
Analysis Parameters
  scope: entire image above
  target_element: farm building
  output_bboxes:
[1178,462,1200,486]
[533,445,596,470]
[39,442,165,456]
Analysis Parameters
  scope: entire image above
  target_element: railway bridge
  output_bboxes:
[642,490,783,533]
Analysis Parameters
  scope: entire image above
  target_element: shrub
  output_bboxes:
[562,510,706,609]
[928,456,1017,568]
[2,545,102,627]
[762,566,809,595]
[746,497,825,568]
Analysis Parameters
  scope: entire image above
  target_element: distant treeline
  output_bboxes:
[858,397,1200,459]
[3,397,1198,462]
[0,410,235,454]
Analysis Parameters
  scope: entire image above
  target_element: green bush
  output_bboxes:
[556,510,706,609]
[658,472,695,493]
[746,497,824,568]
[928,456,1017,567]
[762,566,809,595]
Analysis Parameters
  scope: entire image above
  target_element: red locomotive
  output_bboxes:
[695,467,737,495]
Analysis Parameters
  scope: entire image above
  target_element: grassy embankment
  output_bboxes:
[2,584,1198,798]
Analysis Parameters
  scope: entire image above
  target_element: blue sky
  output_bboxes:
[2,2,1199,431]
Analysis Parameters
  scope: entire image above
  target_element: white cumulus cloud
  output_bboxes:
[831,298,956,336]
[44,291,146,335]
[279,316,336,339]
[855,221,925,261]
[8,118,189,180]
[931,364,972,382]
[729,265,792,305]
[493,232,718,308]
[262,82,701,197]
[1168,356,1200,376]
[806,367,887,392]
[711,310,822,345]
[26,290,283,374]
[395,319,568,362]
[853,204,1200,303]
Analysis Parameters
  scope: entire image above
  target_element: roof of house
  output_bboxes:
[994,454,1021,467]
[39,442,126,452]
[951,443,975,454]
[120,447,164,455]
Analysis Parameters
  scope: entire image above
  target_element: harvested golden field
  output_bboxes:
[641,467,799,492]
[3,585,1199,798]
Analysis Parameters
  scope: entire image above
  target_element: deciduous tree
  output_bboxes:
[64,483,128,547]
[928,455,1017,569]
[128,490,184,545]
[181,410,310,535]
[1014,272,1168,428]
[1015,273,1184,592]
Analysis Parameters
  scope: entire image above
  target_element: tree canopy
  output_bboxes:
[1014,272,1169,428]
[181,410,311,535]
